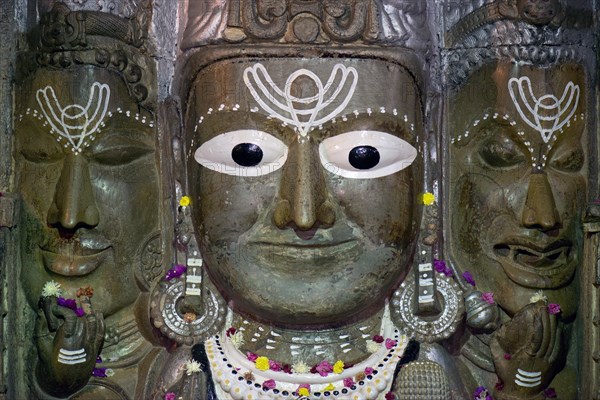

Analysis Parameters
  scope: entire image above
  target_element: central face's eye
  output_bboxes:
[348,145,380,169]
[231,143,263,167]
[194,129,287,176]
[319,130,417,179]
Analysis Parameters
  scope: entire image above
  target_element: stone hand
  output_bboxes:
[35,297,105,398]
[490,301,563,400]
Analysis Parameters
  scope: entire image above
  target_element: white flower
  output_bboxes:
[185,360,202,375]
[105,368,115,377]
[41,280,62,298]
[530,290,547,304]
[291,361,309,374]
[229,331,245,349]
[366,340,380,353]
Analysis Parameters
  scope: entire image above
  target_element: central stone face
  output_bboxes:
[184,57,424,327]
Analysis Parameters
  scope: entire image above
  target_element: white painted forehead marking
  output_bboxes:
[243,63,358,137]
[36,82,110,153]
[508,76,580,144]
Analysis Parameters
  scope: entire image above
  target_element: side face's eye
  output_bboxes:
[478,134,526,168]
[19,136,63,164]
[90,135,154,166]
[319,130,417,179]
[195,129,288,176]
[549,146,584,172]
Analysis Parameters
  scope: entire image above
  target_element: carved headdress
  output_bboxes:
[177,0,437,101]
[443,0,595,86]
[18,0,155,107]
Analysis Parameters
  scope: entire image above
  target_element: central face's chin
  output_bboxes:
[186,57,423,327]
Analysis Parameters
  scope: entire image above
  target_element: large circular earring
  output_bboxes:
[150,197,226,345]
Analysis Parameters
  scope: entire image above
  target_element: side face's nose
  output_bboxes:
[273,138,335,230]
[521,172,561,231]
[47,154,100,231]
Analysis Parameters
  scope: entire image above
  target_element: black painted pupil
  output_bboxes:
[349,145,380,170]
[231,143,263,167]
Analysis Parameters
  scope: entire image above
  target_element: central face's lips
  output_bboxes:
[492,237,575,288]
[39,235,112,276]
[240,216,370,267]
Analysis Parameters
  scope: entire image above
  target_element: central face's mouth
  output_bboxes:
[492,238,575,288]
[39,235,112,277]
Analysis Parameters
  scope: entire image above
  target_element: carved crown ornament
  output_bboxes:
[36,1,150,51]
[445,0,593,48]
[17,1,156,107]
[181,0,431,49]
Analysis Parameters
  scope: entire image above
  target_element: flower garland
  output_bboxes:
[204,322,407,400]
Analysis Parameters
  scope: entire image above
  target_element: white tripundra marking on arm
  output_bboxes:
[58,348,86,365]
[243,63,358,137]
[508,76,579,144]
[36,82,110,153]
[515,369,542,388]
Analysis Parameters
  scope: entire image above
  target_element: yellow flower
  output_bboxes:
[333,360,344,374]
[179,196,191,207]
[422,192,435,205]
[324,383,335,391]
[298,388,310,397]
[255,356,270,371]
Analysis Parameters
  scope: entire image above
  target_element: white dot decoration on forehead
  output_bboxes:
[36,82,110,153]
[243,63,358,137]
[508,76,580,144]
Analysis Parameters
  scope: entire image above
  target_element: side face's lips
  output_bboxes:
[40,247,111,276]
[492,237,576,288]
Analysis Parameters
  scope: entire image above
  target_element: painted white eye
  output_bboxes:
[194,129,288,176]
[319,130,417,179]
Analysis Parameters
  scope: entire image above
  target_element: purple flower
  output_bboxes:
[434,259,446,273]
[385,338,397,349]
[473,386,486,398]
[92,367,107,377]
[343,377,355,388]
[164,393,176,400]
[463,271,476,286]
[96,356,103,363]
[262,379,276,390]
[269,360,283,371]
[503,353,511,360]
[481,292,495,304]
[544,387,557,398]
[548,303,561,315]
[315,360,333,377]
[282,364,292,374]
[164,264,186,281]
[385,392,396,400]
[495,380,504,391]
[372,335,384,343]
[57,297,77,310]
[246,352,258,362]
[364,367,374,375]
[75,308,85,317]
[443,266,454,277]
[226,327,236,337]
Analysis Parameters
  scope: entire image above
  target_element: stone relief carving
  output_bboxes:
[2,0,596,399]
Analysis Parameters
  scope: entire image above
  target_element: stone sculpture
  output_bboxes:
[2,0,596,399]
[13,3,166,398]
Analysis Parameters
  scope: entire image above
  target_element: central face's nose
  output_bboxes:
[47,154,100,233]
[273,137,335,231]
[521,172,561,231]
